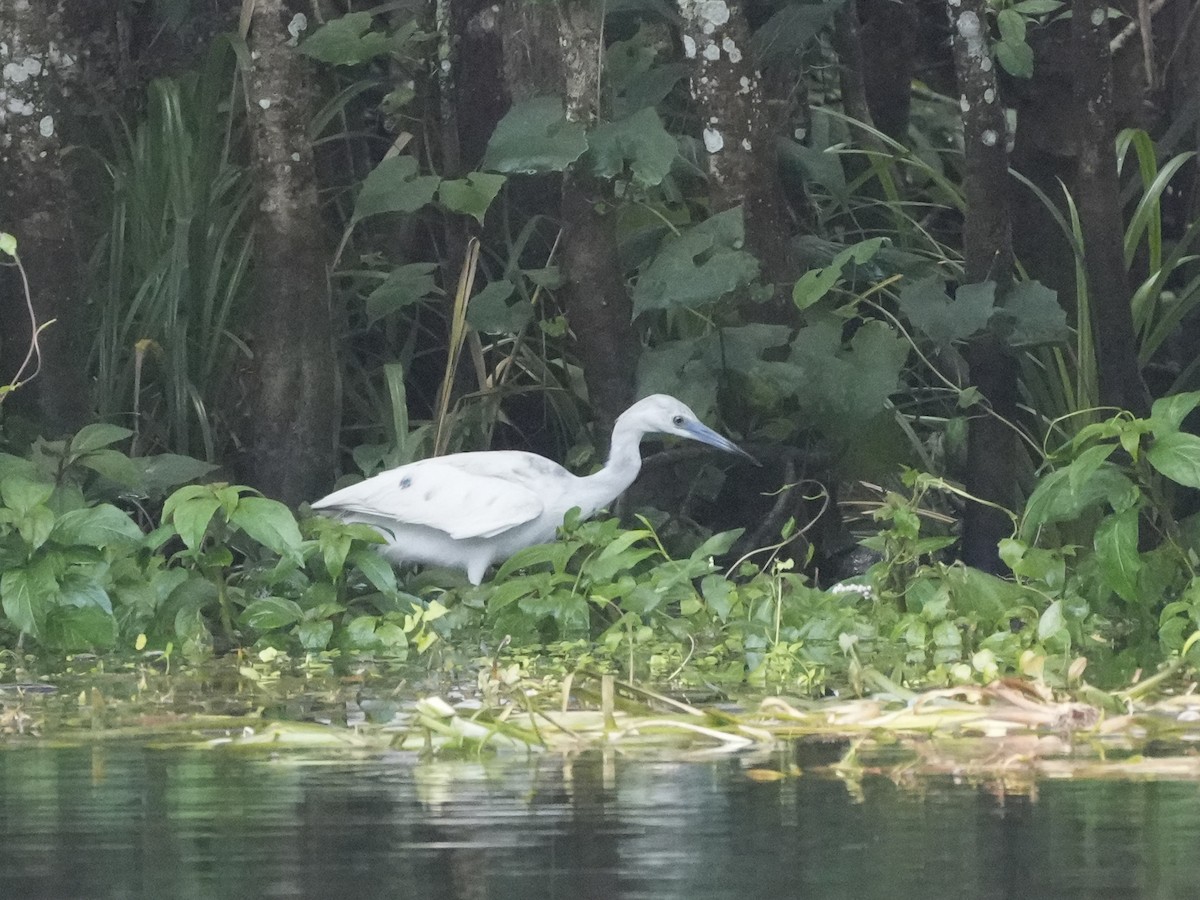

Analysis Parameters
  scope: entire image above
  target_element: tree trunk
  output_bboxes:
[241,0,338,505]
[1071,0,1150,415]
[858,0,918,142]
[947,0,1020,572]
[500,0,638,441]
[678,0,798,315]
[0,0,117,434]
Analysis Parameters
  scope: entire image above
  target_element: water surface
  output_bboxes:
[1,741,1196,899]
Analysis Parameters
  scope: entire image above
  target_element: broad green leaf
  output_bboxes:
[43,605,117,651]
[482,96,588,174]
[349,548,398,594]
[58,575,114,614]
[299,12,392,65]
[76,449,144,487]
[231,497,304,556]
[1037,599,1066,641]
[586,107,678,188]
[897,276,994,346]
[1020,463,1139,539]
[354,155,441,220]
[1,564,54,636]
[1066,443,1116,494]
[632,208,759,314]
[17,506,55,549]
[1010,0,1063,13]
[297,618,334,650]
[344,615,380,648]
[0,475,54,515]
[52,505,143,547]
[1095,507,1142,603]
[700,574,735,621]
[996,39,1034,78]
[169,496,222,550]
[0,232,15,257]
[496,541,578,580]
[1146,432,1200,488]
[366,262,440,323]
[438,172,507,223]
[241,597,305,631]
[69,423,132,455]
[752,0,843,62]
[692,529,743,560]
[134,454,220,495]
[1150,391,1200,437]
[999,280,1068,347]
[467,279,532,333]
[792,238,886,310]
[997,8,1027,42]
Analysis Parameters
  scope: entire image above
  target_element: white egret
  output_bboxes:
[312,394,755,584]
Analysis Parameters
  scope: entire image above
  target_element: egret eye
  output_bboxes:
[671,414,685,427]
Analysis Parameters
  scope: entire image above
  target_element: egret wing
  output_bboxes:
[312,458,545,539]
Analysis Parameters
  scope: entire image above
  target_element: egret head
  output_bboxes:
[620,394,757,463]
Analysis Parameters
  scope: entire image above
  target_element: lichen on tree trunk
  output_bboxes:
[946,0,1021,573]
[677,0,797,313]
[0,0,115,434]
[240,0,338,505]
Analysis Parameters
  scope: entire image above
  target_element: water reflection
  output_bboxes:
[0,742,1197,899]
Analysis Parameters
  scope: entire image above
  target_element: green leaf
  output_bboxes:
[299,12,392,65]
[169,496,222,550]
[1,564,53,636]
[999,280,1068,347]
[997,8,1027,42]
[692,529,743,560]
[1150,391,1200,437]
[996,39,1034,79]
[133,454,220,495]
[700,574,735,621]
[1020,464,1139,539]
[231,497,304,557]
[467,280,533,333]
[52,505,144,547]
[0,475,54,515]
[897,276,994,346]
[344,615,380,648]
[1010,0,1062,14]
[482,96,588,174]
[751,0,843,62]
[58,575,114,614]
[43,606,117,651]
[1037,599,1066,641]
[241,597,305,631]
[792,238,886,310]
[0,232,16,257]
[349,548,398,594]
[354,155,441,220]
[69,423,133,455]
[366,263,441,323]
[17,506,55,550]
[438,172,507,224]
[632,208,760,314]
[586,107,678,188]
[1094,506,1143,603]
[1147,432,1200,488]
[297,618,334,650]
[76,449,144,487]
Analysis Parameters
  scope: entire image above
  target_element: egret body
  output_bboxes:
[311,394,753,584]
